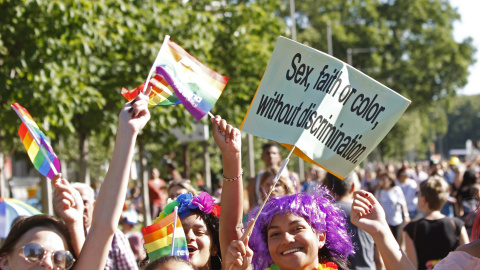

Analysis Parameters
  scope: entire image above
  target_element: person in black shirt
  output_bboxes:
[403,175,469,270]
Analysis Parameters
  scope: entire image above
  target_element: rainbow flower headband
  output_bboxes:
[153,192,221,223]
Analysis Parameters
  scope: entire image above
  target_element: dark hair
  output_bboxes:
[144,255,195,270]
[140,209,221,270]
[189,208,221,270]
[378,171,396,188]
[166,160,178,170]
[396,166,408,179]
[261,142,279,153]
[0,215,76,261]
[460,169,477,189]
[324,172,355,198]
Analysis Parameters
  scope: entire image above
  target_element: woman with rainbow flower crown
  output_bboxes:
[145,114,245,270]
[151,191,222,270]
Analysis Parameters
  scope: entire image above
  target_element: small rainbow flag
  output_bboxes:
[142,211,189,262]
[121,36,229,120]
[11,103,60,180]
[121,74,181,108]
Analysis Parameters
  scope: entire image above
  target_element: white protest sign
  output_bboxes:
[240,36,411,179]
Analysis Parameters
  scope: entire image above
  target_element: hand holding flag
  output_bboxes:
[121,35,228,120]
[11,103,60,180]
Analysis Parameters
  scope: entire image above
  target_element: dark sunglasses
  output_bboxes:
[19,242,75,270]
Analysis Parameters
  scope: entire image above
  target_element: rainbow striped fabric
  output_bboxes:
[11,103,60,180]
[121,74,181,107]
[122,37,229,120]
[142,211,189,262]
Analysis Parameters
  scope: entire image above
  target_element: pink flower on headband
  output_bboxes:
[191,192,214,214]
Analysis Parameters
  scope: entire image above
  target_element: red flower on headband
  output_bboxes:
[211,204,221,217]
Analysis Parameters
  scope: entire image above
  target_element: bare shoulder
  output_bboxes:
[456,239,480,258]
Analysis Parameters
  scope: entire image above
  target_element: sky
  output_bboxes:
[450,0,480,96]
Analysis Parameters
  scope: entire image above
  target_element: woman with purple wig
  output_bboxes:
[234,187,354,270]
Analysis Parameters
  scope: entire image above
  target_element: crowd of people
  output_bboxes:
[1,91,480,270]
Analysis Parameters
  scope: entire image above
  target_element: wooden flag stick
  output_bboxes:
[227,146,296,270]
[142,35,170,94]
[170,206,179,256]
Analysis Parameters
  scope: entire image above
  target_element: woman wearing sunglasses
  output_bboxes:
[0,215,76,269]
[0,88,151,270]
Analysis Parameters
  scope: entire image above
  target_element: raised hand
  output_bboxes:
[211,115,241,154]
[52,174,85,256]
[351,190,388,237]
[118,85,152,135]
[225,219,254,270]
[52,174,84,225]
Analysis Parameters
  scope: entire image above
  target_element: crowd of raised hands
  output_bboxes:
[1,87,479,270]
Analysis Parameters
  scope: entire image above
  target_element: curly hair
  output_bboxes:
[247,186,353,270]
[189,208,222,270]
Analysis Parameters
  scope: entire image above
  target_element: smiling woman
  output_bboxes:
[0,215,77,270]
[247,187,353,270]
[147,192,221,270]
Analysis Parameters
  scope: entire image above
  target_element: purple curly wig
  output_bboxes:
[247,186,354,270]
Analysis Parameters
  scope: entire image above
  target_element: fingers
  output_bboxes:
[142,84,152,97]
[54,186,76,209]
[227,240,248,267]
[129,92,150,118]
[210,115,238,144]
[53,178,77,209]
[52,173,62,185]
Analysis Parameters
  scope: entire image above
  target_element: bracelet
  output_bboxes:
[223,169,243,182]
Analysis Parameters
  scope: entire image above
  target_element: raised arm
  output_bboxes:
[52,175,85,257]
[74,87,151,269]
[351,190,416,270]
[211,115,244,267]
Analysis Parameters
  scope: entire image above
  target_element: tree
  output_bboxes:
[285,0,475,160]
[444,94,480,153]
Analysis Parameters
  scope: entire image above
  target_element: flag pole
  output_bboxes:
[11,105,58,177]
[142,35,171,94]
[244,146,295,237]
[170,206,179,256]
[227,146,296,270]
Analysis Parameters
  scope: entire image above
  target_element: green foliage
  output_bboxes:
[287,0,475,161]
[445,94,480,151]
[1,0,476,183]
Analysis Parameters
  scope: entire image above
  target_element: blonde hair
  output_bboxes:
[419,175,450,210]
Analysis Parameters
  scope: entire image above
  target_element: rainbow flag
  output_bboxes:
[142,211,189,261]
[11,103,60,180]
[121,74,181,107]
[121,36,229,120]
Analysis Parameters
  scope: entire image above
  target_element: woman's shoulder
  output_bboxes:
[455,240,480,258]
[433,250,480,269]
[434,240,480,269]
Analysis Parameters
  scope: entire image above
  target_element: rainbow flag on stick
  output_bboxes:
[11,103,60,180]
[142,207,189,261]
[121,35,229,120]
